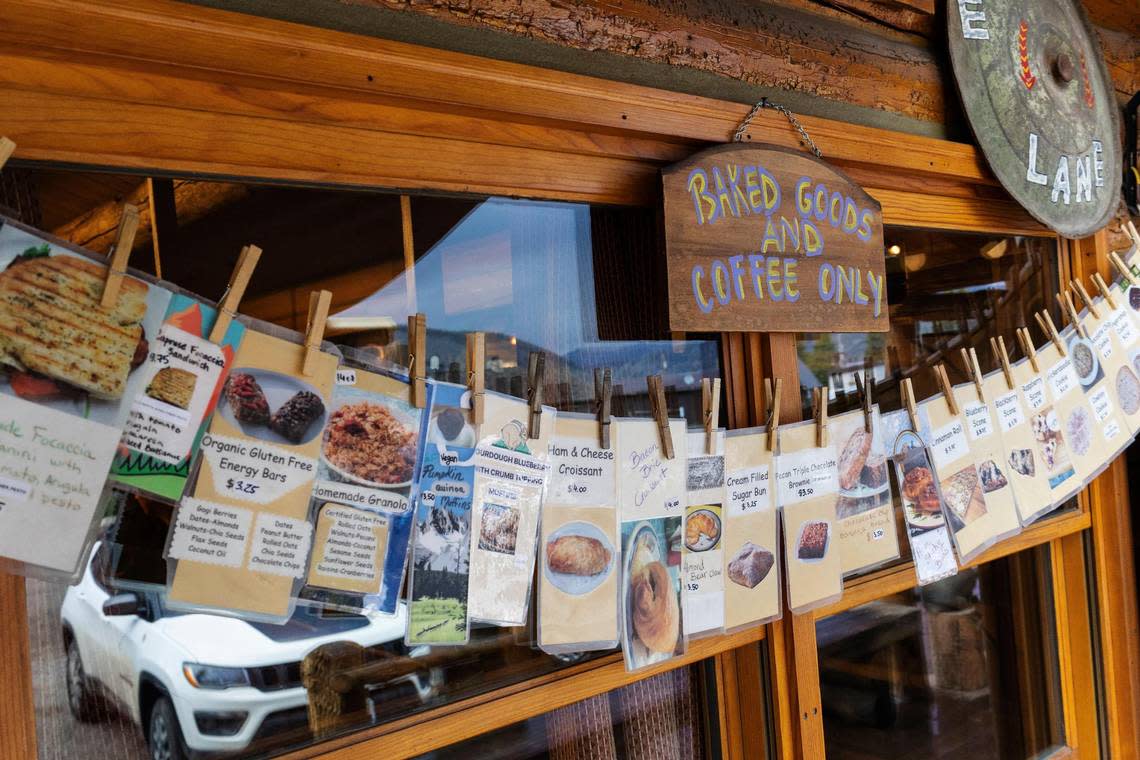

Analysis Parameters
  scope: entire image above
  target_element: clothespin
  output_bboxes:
[100,204,141,309]
[1017,327,1041,374]
[934,363,959,415]
[1071,279,1100,319]
[1109,250,1139,286]
[1126,220,1140,248]
[960,347,985,402]
[527,352,546,439]
[766,378,782,452]
[466,332,485,426]
[763,378,774,420]
[1092,273,1118,310]
[408,313,426,408]
[0,138,14,171]
[901,377,921,433]
[1057,291,1088,339]
[594,368,612,449]
[702,377,721,454]
[301,290,331,376]
[646,374,674,459]
[991,336,1015,391]
[853,369,872,432]
[208,245,261,343]
[813,386,828,448]
[1035,310,1066,356]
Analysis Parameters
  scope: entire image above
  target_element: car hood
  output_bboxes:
[153,603,408,667]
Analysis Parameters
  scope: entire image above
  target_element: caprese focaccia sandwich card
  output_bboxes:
[776,420,842,614]
[111,293,245,503]
[166,325,338,621]
[831,405,899,576]
[682,429,725,640]
[0,219,173,577]
[723,426,781,631]
[299,356,421,616]
[539,413,619,654]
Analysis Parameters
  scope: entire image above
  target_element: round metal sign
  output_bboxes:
[948,0,1122,238]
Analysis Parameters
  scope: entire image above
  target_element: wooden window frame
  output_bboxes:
[0,1,1135,758]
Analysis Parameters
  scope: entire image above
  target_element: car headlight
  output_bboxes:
[182,663,250,690]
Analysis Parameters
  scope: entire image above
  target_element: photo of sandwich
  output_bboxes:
[218,368,328,446]
[145,367,197,411]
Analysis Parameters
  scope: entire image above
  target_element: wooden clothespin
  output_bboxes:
[301,290,331,376]
[594,368,612,449]
[0,138,14,171]
[208,245,261,343]
[408,313,426,408]
[901,377,921,433]
[991,336,1015,390]
[701,377,721,454]
[1092,273,1118,310]
[100,204,141,309]
[1017,327,1041,374]
[960,347,985,401]
[1126,220,1140,248]
[813,386,829,447]
[934,363,959,415]
[527,352,546,439]
[853,369,872,432]
[646,374,674,459]
[1057,291,1087,339]
[466,332,485,426]
[1070,279,1100,319]
[1035,310,1066,356]
[1109,250,1139,286]
[766,378,782,452]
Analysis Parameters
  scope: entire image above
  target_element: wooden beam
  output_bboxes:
[146,176,176,277]
[0,573,33,760]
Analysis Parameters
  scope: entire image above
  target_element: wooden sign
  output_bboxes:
[662,144,887,333]
[947,0,1121,238]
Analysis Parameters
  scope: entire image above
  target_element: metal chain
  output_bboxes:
[733,97,822,158]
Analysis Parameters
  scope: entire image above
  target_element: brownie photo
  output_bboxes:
[797,521,829,560]
[270,390,325,443]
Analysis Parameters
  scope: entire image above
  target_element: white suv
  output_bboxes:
[61,542,413,759]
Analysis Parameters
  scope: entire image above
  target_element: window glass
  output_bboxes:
[818,545,1065,758]
[24,178,722,759]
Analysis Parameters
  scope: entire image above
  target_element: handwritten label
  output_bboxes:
[314,505,385,581]
[199,433,317,505]
[910,524,957,586]
[313,480,409,513]
[1112,307,1138,347]
[682,550,724,594]
[994,390,1026,432]
[776,447,838,507]
[1104,419,1121,442]
[1022,376,1047,410]
[929,419,969,471]
[248,513,313,578]
[726,465,771,516]
[1047,358,1079,400]
[1089,386,1113,423]
[169,499,253,568]
[547,435,615,504]
[619,420,685,520]
[335,369,358,386]
[1093,322,1114,360]
[962,400,994,440]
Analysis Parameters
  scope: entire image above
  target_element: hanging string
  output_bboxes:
[733,97,823,158]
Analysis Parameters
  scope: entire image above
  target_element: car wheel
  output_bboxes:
[65,639,101,723]
[148,695,189,760]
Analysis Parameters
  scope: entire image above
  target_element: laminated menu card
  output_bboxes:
[1061,324,1129,472]
[1013,349,1082,510]
[1075,299,1140,440]
[0,219,173,577]
[830,406,899,576]
[682,429,725,640]
[405,381,477,646]
[722,427,781,632]
[917,388,997,563]
[946,379,1021,551]
[467,392,554,627]
[617,417,687,671]
[539,413,619,654]
[167,325,338,621]
[111,293,245,502]
[881,410,958,587]
[1033,333,1101,487]
[299,358,421,616]
[776,420,842,614]
[984,366,1055,525]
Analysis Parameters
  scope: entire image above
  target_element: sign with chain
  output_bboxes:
[662,103,888,333]
[948,0,1121,238]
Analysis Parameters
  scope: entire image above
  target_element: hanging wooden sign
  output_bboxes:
[662,143,887,333]
[947,0,1121,238]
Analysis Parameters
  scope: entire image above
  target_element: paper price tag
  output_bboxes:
[776,447,838,507]
[929,420,968,471]
[335,369,357,386]
[1022,377,1047,410]
[994,391,1026,432]
[548,435,616,505]
[1104,420,1121,442]
[1093,323,1114,360]
[963,400,994,440]
[1047,359,1078,400]
[726,465,771,516]
[1089,386,1113,423]
[1112,308,1138,347]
